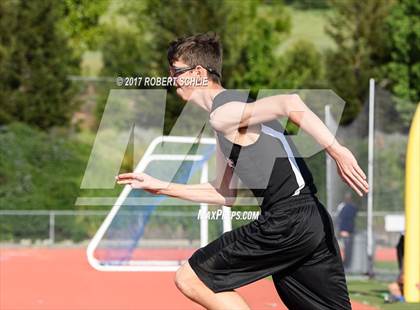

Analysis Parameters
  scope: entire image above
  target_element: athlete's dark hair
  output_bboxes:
[167,32,222,83]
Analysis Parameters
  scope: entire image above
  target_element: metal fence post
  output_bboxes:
[367,78,375,277]
[49,211,55,244]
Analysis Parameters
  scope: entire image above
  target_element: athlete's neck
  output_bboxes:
[189,85,225,113]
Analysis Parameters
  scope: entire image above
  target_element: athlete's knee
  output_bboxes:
[174,262,200,298]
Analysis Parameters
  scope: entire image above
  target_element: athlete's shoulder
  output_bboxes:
[211,89,252,113]
[211,89,288,134]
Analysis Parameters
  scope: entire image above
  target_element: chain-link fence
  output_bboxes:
[0,209,227,246]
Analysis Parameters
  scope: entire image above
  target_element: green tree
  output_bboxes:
[0,0,79,129]
[277,40,323,89]
[284,0,330,10]
[325,0,393,124]
[138,0,291,90]
[380,0,420,127]
[94,25,154,122]
[60,0,110,57]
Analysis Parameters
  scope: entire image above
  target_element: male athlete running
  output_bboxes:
[117,33,369,310]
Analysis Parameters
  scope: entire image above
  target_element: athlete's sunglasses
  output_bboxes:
[169,65,221,78]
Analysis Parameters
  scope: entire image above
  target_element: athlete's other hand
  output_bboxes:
[116,172,168,194]
[328,142,369,197]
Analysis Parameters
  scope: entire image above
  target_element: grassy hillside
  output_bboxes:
[277,7,335,54]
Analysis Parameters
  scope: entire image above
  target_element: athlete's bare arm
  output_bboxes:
[209,94,369,196]
[116,134,239,206]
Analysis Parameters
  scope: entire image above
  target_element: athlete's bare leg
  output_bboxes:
[174,261,251,310]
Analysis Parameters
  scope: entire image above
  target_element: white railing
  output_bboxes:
[85,135,227,272]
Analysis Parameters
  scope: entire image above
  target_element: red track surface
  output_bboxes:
[0,248,377,310]
[374,246,396,262]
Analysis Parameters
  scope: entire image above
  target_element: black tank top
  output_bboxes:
[211,90,317,210]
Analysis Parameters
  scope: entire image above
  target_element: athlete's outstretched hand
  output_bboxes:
[116,172,168,194]
[328,142,369,197]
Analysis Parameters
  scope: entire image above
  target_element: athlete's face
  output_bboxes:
[169,60,208,101]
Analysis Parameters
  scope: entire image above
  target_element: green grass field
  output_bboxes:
[277,7,335,54]
[266,276,419,309]
[374,261,399,273]
[348,279,420,309]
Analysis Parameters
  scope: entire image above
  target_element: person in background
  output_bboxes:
[385,233,405,303]
[333,197,345,232]
[337,192,358,271]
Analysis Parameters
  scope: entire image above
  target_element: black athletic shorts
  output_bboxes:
[188,194,352,310]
